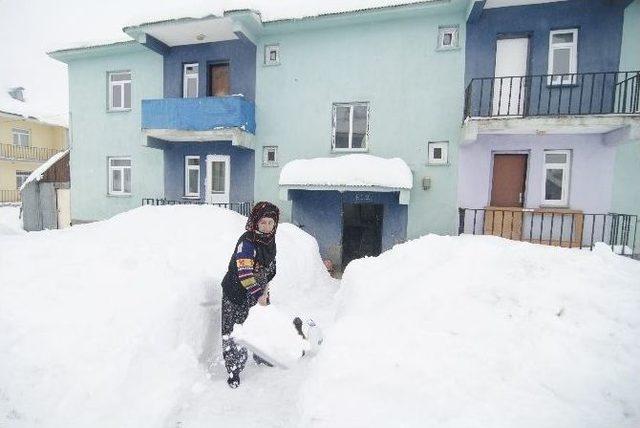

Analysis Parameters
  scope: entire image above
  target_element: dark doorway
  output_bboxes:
[490,154,528,207]
[342,203,383,268]
[208,63,230,96]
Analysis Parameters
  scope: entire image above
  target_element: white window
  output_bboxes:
[264,44,280,66]
[548,29,578,85]
[428,141,449,165]
[262,146,278,167]
[108,157,132,195]
[108,71,132,111]
[16,171,31,189]
[332,102,369,151]
[542,150,571,206]
[12,128,30,147]
[438,26,459,50]
[184,156,200,197]
[183,63,199,98]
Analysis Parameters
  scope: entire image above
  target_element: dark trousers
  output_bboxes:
[221,295,250,375]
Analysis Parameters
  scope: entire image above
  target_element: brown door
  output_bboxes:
[490,154,527,207]
[209,63,230,96]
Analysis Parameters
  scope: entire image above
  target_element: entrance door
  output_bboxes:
[493,38,529,116]
[209,63,230,97]
[490,154,528,207]
[342,203,383,268]
[205,155,230,204]
[56,188,71,228]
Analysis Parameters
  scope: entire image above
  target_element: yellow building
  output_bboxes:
[0,88,68,203]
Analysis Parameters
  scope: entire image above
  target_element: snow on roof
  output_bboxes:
[279,154,413,189]
[0,89,68,128]
[19,149,69,192]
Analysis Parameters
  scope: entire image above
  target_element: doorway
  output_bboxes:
[493,37,529,116]
[490,154,528,207]
[208,63,230,97]
[342,203,383,268]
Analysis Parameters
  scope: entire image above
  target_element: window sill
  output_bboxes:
[262,163,279,167]
[436,46,461,52]
[107,108,132,113]
[182,195,201,199]
[427,161,450,166]
[107,193,132,198]
[538,204,571,210]
[331,148,369,154]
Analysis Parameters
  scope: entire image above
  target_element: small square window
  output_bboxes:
[263,146,278,167]
[437,26,459,50]
[428,141,449,165]
[264,44,280,66]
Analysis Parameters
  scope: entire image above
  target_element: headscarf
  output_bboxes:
[245,201,280,245]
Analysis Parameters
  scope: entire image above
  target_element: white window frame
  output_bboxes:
[16,171,31,189]
[263,146,278,167]
[542,149,571,207]
[548,29,578,85]
[12,128,30,147]
[108,71,132,111]
[184,155,201,198]
[183,63,199,98]
[428,141,449,165]
[108,157,132,196]
[437,25,460,50]
[205,154,230,204]
[264,44,280,66]
[331,102,370,152]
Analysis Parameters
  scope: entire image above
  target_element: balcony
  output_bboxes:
[0,143,63,162]
[464,71,640,119]
[141,96,256,148]
[462,71,640,143]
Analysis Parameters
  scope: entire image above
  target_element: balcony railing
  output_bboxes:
[0,143,62,162]
[464,71,640,119]
[458,207,638,258]
[141,198,253,216]
[141,96,256,134]
[0,189,21,203]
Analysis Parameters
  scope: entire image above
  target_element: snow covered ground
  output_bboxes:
[1,206,639,427]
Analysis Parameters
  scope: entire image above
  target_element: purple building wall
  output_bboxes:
[458,133,616,213]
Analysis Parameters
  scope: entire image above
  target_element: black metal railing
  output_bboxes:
[464,71,640,119]
[142,198,253,216]
[458,207,638,258]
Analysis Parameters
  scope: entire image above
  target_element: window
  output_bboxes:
[184,156,200,197]
[264,44,280,66]
[548,29,578,85]
[12,129,30,147]
[438,26,459,50]
[428,141,449,165]
[16,171,31,189]
[183,63,199,98]
[108,157,132,195]
[263,146,278,167]
[332,102,369,151]
[542,150,571,206]
[108,71,132,111]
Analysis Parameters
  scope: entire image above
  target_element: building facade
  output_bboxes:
[50,0,640,264]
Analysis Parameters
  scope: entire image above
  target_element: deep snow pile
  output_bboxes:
[0,205,336,427]
[0,205,24,235]
[299,234,640,428]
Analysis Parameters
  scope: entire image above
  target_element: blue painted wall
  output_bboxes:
[161,141,254,203]
[465,0,628,116]
[141,96,255,133]
[290,190,408,267]
[163,37,256,101]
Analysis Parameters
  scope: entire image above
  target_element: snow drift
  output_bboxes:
[299,234,640,428]
[0,205,335,427]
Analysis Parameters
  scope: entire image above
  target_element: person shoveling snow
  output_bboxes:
[219,201,322,388]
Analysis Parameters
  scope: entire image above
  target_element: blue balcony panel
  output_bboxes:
[142,96,256,134]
